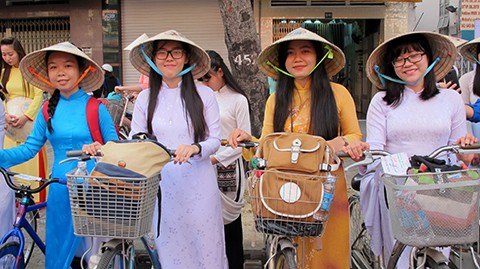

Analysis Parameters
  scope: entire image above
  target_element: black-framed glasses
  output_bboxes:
[197,73,211,82]
[392,53,426,68]
[155,49,185,60]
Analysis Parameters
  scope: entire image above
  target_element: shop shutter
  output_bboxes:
[121,0,229,86]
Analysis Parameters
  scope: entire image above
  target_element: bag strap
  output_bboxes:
[319,144,341,172]
[42,97,104,144]
[86,98,104,144]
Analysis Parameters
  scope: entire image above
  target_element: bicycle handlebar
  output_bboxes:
[61,150,103,164]
[220,139,259,149]
[342,142,480,172]
[1,167,64,194]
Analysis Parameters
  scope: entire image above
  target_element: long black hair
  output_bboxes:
[0,37,28,100]
[205,50,250,109]
[45,51,87,133]
[381,34,439,106]
[147,40,207,142]
[273,40,339,140]
[473,44,480,97]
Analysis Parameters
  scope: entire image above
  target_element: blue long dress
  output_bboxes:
[0,89,118,268]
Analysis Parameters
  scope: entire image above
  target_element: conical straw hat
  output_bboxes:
[366,31,456,89]
[257,27,345,79]
[19,41,103,93]
[129,30,210,79]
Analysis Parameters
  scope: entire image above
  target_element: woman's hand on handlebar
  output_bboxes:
[342,141,370,162]
[227,128,252,149]
[173,144,200,165]
[455,133,478,147]
[82,141,102,156]
[455,134,479,166]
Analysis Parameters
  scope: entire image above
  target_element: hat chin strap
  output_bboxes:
[266,45,333,79]
[28,65,95,91]
[374,57,440,87]
[468,51,480,65]
[141,44,196,78]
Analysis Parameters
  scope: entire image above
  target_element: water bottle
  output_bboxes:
[74,161,88,185]
[313,174,336,222]
[73,161,88,208]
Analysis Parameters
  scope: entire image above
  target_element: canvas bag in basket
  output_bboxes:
[79,139,170,221]
[250,132,341,236]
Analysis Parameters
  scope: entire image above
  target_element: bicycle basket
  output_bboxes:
[67,163,161,239]
[66,138,171,239]
[383,169,480,247]
[247,170,329,237]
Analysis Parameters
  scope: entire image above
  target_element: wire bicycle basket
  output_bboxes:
[247,170,332,237]
[383,169,480,248]
[66,171,160,239]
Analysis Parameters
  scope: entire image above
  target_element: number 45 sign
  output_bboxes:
[233,54,256,66]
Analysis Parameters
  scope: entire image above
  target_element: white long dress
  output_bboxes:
[0,103,15,237]
[360,88,467,266]
[130,81,228,269]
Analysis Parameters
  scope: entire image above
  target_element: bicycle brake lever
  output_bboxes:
[344,152,376,172]
[59,157,82,164]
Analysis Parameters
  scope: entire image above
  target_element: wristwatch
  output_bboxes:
[192,142,202,155]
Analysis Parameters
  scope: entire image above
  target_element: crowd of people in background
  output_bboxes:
[2,25,480,269]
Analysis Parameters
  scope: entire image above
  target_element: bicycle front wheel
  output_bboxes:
[0,241,25,269]
[274,247,297,269]
[349,193,375,268]
[96,243,127,269]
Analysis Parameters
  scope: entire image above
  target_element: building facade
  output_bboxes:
[1,0,421,117]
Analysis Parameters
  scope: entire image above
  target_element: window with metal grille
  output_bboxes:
[0,17,70,53]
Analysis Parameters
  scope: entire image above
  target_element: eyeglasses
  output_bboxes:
[155,49,185,60]
[392,53,426,68]
[197,73,211,82]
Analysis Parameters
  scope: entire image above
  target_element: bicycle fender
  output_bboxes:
[278,238,295,251]
[102,239,125,250]
[419,248,449,264]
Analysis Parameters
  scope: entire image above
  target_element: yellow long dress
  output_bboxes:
[260,80,362,268]
[2,67,48,196]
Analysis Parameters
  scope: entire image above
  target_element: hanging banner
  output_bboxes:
[461,0,480,31]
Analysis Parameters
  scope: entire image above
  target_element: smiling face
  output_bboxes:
[154,41,188,86]
[285,40,317,82]
[392,48,429,92]
[47,51,82,97]
[1,44,20,68]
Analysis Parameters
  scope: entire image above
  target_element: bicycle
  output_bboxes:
[233,136,343,269]
[0,167,62,269]
[344,150,389,269]
[100,94,135,140]
[64,137,172,269]
[342,143,480,269]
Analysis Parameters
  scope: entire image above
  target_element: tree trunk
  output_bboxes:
[217,0,269,137]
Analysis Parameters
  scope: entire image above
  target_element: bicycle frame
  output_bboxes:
[139,235,161,269]
[0,167,60,269]
[0,198,46,256]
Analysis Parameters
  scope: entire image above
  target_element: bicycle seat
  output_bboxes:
[350,170,375,192]
[351,173,363,191]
